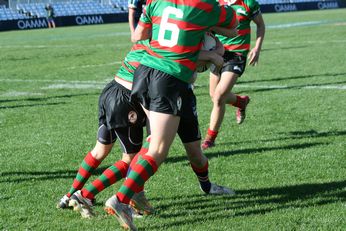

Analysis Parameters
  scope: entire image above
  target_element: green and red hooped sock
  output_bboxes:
[230,95,247,109]
[116,154,158,204]
[67,152,101,198]
[81,160,129,200]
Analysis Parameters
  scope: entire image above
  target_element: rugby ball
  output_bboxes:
[196,32,217,73]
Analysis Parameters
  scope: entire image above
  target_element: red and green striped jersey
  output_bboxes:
[138,0,237,83]
[217,0,260,56]
[115,40,150,83]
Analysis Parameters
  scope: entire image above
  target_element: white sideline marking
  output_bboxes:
[0,43,130,49]
[1,79,345,90]
[1,91,43,97]
[42,83,104,89]
[67,61,122,70]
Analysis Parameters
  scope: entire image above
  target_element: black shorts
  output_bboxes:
[131,65,191,116]
[210,51,247,77]
[177,87,201,143]
[97,124,143,153]
[98,80,146,129]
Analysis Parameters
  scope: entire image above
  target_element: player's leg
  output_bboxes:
[202,71,238,149]
[70,124,144,218]
[108,65,183,230]
[56,124,115,209]
[177,88,235,195]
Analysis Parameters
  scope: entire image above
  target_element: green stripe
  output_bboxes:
[81,160,93,171]
[76,173,85,183]
[137,159,154,176]
[86,185,98,194]
[127,170,144,186]
[118,185,135,198]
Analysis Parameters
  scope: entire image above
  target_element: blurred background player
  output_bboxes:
[104,1,238,230]
[202,0,265,150]
[45,4,56,29]
[128,0,145,42]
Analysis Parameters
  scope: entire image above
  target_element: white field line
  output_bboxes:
[1,78,345,90]
[0,43,130,49]
[67,61,122,70]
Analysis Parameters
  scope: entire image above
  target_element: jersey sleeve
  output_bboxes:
[138,5,152,28]
[216,5,237,29]
[248,0,261,19]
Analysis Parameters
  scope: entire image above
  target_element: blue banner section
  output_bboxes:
[260,0,345,13]
[0,13,127,31]
[1,1,345,31]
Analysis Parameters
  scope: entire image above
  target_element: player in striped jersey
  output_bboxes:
[57,37,232,219]
[202,0,265,150]
[106,1,238,230]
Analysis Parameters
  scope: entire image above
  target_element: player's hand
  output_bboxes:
[248,48,260,66]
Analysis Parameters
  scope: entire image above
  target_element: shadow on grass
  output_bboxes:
[236,79,346,94]
[0,141,325,183]
[0,166,110,183]
[239,72,346,84]
[220,129,346,146]
[0,92,99,104]
[144,180,346,230]
[0,102,66,109]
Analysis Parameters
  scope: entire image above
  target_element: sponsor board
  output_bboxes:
[17,19,47,29]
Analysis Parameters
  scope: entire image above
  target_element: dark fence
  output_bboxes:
[260,0,346,13]
[0,13,127,31]
[1,1,346,32]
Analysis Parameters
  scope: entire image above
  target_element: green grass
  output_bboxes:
[1,9,346,230]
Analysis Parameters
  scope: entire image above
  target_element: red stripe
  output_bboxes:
[128,61,140,68]
[237,28,250,36]
[152,16,207,31]
[102,169,118,184]
[123,178,142,193]
[237,14,247,22]
[115,161,128,178]
[91,179,106,191]
[72,179,82,189]
[218,5,226,27]
[79,167,91,179]
[174,58,196,71]
[85,152,100,167]
[151,40,201,54]
[121,62,134,73]
[224,43,250,51]
[131,44,148,51]
[230,9,238,28]
[116,192,131,204]
[138,20,152,29]
[133,164,150,181]
[163,0,213,12]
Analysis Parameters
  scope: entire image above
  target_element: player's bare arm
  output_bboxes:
[128,7,136,35]
[248,13,265,66]
[211,24,238,38]
[132,23,151,43]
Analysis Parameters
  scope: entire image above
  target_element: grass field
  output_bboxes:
[1,9,346,231]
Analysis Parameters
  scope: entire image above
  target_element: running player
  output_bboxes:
[104,1,238,230]
[202,0,265,150]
